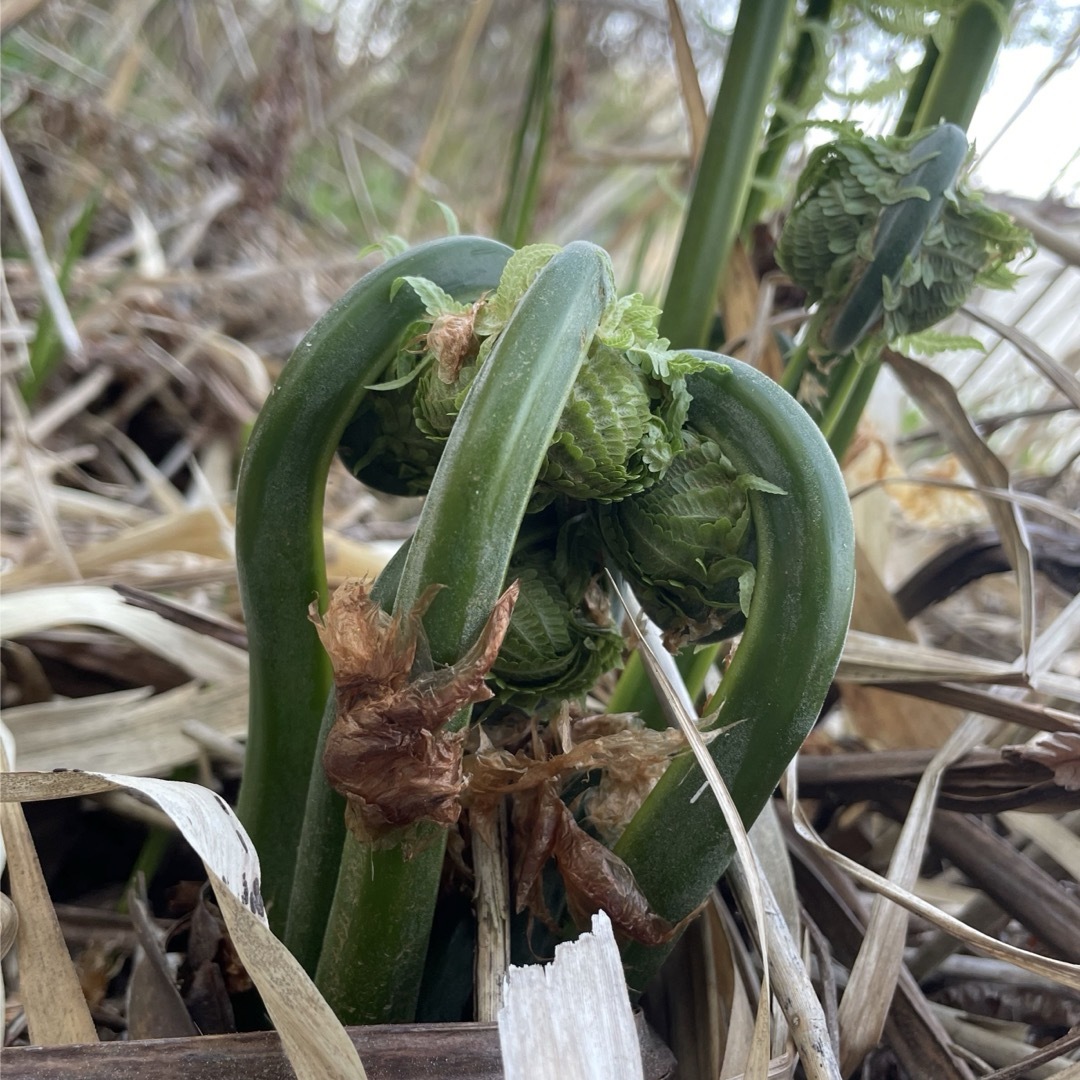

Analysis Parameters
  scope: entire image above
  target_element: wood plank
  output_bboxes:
[1,1015,676,1080]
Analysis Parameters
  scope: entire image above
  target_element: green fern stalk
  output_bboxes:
[660,0,795,348]
[313,242,613,1023]
[497,0,556,247]
[741,0,833,233]
[914,0,1015,131]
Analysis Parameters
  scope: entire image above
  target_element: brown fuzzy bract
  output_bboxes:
[426,304,480,383]
[466,717,693,946]
[513,784,681,947]
[312,579,518,845]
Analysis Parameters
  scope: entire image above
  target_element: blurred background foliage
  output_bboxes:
[1,0,1077,553]
[3,1,1075,273]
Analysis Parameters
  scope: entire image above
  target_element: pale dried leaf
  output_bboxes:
[839,629,1023,684]
[1,473,152,525]
[728,826,838,1080]
[1001,811,1080,882]
[961,304,1080,411]
[837,714,1001,1072]
[3,682,247,775]
[0,586,247,683]
[842,542,964,748]
[784,765,1080,991]
[0,739,97,1046]
[0,507,233,589]
[886,350,1035,673]
[665,0,707,160]
[0,764,367,1080]
[1002,732,1080,791]
[850,475,1080,532]
[126,881,200,1040]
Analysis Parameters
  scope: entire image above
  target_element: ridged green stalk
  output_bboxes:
[497,0,556,247]
[914,0,1015,132]
[741,0,833,233]
[615,355,855,993]
[895,37,940,138]
[605,643,720,731]
[313,241,614,1023]
[660,0,795,348]
[235,237,512,929]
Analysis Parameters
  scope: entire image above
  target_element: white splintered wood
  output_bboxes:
[498,910,644,1080]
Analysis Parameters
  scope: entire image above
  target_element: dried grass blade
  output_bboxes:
[850,476,1080,530]
[836,713,1001,1073]
[0,506,234,590]
[932,1003,1080,1078]
[885,350,1036,673]
[784,764,1080,990]
[0,0,46,33]
[1,475,152,526]
[0,131,83,361]
[839,629,1023,684]
[0,763,368,1080]
[0,586,248,683]
[727,846,839,1080]
[873,681,1080,734]
[0,739,97,1046]
[0,377,81,579]
[1001,811,1080,882]
[395,0,496,234]
[616,586,771,1080]
[3,681,246,775]
[961,304,1080,410]
[619,583,838,1078]
[665,0,708,160]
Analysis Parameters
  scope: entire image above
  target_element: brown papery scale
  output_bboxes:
[513,785,683,947]
[426,301,480,383]
[466,723,696,946]
[312,578,518,846]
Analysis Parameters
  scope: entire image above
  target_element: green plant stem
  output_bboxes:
[895,37,940,137]
[914,0,1015,132]
[615,355,854,994]
[660,0,795,348]
[497,0,556,247]
[316,825,447,1025]
[818,352,867,446]
[825,356,881,460]
[21,191,98,404]
[779,334,814,396]
[281,692,344,975]
[741,0,833,232]
[314,241,613,1023]
[235,237,512,929]
[607,644,719,731]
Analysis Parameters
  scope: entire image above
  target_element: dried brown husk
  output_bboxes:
[513,783,683,947]
[313,578,518,845]
[467,717,688,833]
[426,302,481,382]
[467,716,694,945]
